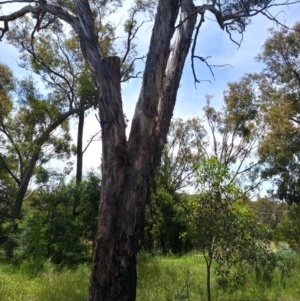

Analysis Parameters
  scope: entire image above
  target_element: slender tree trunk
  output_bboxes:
[206,260,212,301]
[76,110,84,184]
[73,110,84,216]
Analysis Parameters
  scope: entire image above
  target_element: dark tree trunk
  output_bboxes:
[76,110,84,184]
[73,110,84,216]
[73,0,198,299]
[88,56,138,301]
[206,260,212,301]
[11,153,39,219]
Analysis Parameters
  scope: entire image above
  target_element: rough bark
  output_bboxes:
[86,0,197,300]
[63,0,196,299]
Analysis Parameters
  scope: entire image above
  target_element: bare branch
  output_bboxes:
[121,8,149,64]
[0,2,77,40]
[190,12,205,85]
[36,103,93,146]
[83,130,101,154]
[0,1,38,3]
[121,55,145,82]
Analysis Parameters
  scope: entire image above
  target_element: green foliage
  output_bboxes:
[143,189,192,254]
[142,118,205,254]
[223,76,259,140]
[1,173,100,269]
[203,90,261,194]
[256,23,300,204]
[0,63,14,118]
[275,204,300,252]
[250,197,287,232]
[275,246,298,287]
[159,118,206,192]
[137,253,206,301]
[189,156,273,299]
[0,68,73,218]
[257,22,300,88]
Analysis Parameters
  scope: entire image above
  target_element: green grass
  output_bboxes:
[137,252,207,301]
[0,252,299,301]
[137,252,300,301]
[0,263,89,301]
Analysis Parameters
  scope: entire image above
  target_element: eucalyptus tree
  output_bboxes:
[202,77,263,194]
[7,20,100,184]
[0,0,298,300]
[256,23,300,204]
[276,203,300,252]
[0,65,92,219]
[158,117,207,193]
[5,2,142,184]
[250,197,287,231]
[0,63,16,218]
[146,82,263,252]
[145,79,264,253]
[143,118,206,253]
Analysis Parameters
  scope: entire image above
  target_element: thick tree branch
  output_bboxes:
[0,123,24,178]
[156,0,197,144]
[129,0,180,162]
[35,103,93,146]
[0,154,21,185]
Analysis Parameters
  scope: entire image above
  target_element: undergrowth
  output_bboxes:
[0,251,299,301]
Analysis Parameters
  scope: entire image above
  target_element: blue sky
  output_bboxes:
[109,1,300,134]
[0,1,299,175]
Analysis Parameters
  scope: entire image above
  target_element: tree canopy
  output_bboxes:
[255,23,300,203]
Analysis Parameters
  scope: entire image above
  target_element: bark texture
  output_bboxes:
[1,0,196,298]
[81,1,197,300]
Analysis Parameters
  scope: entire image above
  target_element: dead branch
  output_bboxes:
[83,130,101,154]
[0,2,77,41]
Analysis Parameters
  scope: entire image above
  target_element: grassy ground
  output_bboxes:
[137,252,300,301]
[0,252,299,301]
[0,263,89,301]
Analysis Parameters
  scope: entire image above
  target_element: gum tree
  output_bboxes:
[6,15,113,184]
[256,23,300,204]
[0,66,92,219]
[0,0,298,300]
